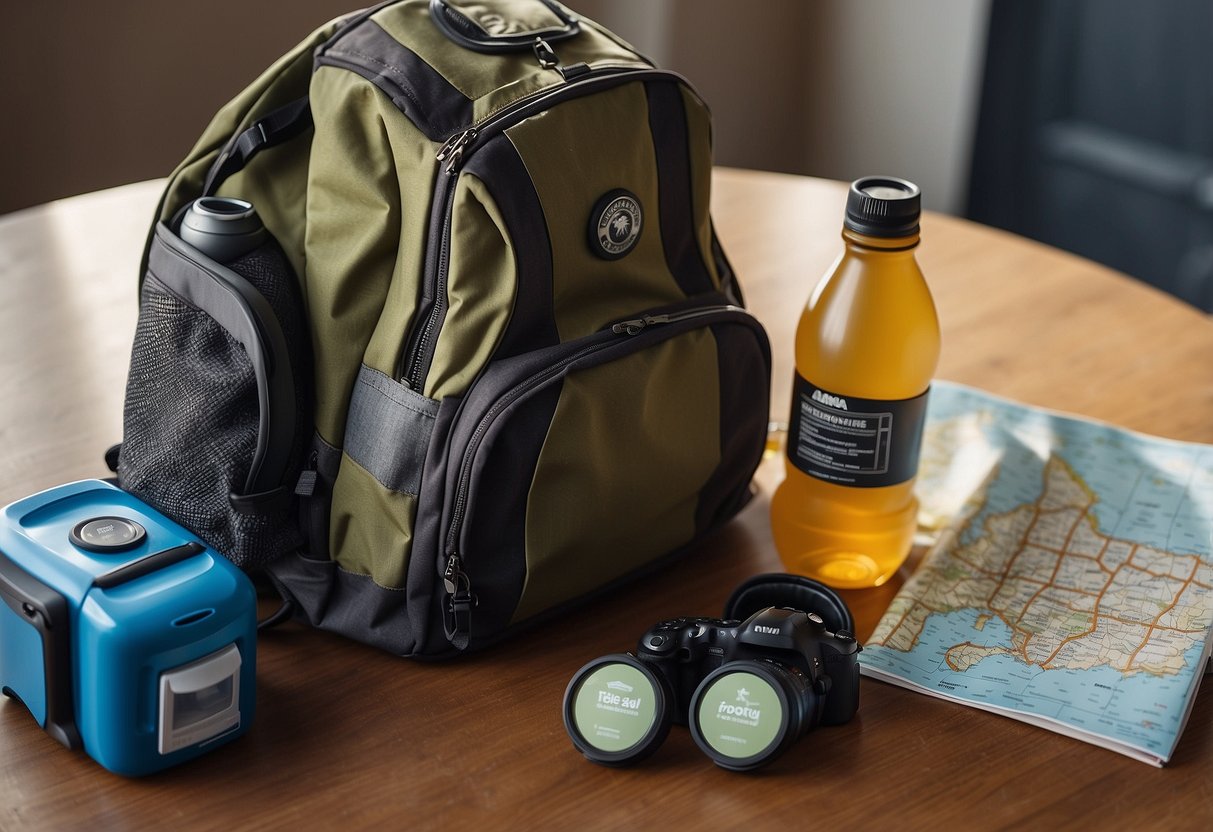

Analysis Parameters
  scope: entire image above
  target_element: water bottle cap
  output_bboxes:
[844,176,921,238]
[179,197,267,262]
[182,197,260,236]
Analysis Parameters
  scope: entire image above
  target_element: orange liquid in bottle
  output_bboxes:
[770,178,940,588]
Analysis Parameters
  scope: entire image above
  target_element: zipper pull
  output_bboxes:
[436,129,477,173]
[533,37,558,70]
[443,554,475,644]
[611,305,743,336]
[611,314,670,336]
[443,554,469,595]
[611,318,646,336]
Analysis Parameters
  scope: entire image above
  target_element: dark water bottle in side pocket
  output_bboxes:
[179,197,270,262]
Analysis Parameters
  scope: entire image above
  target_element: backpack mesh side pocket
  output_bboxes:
[117,225,311,570]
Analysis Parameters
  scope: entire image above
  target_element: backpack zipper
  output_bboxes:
[440,303,748,643]
[398,66,695,390]
[608,305,742,336]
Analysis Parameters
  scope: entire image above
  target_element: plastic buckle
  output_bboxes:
[444,591,476,639]
[533,37,558,69]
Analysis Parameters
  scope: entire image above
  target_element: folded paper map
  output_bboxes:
[859,381,1213,766]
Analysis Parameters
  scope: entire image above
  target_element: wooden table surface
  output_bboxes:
[1,170,1212,829]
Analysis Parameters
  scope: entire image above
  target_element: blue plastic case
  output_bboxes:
[0,480,256,776]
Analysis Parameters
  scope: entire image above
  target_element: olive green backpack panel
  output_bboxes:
[305,65,439,447]
[426,174,518,401]
[513,328,722,623]
[141,17,345,285]
[575,16,653,67]
[504,84,681,342]
[325,171,518,587]
[372,2,649,125]
[330,453,420,589]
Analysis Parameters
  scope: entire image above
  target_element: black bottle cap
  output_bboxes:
[179,197,268,263]
[844,176,921,238]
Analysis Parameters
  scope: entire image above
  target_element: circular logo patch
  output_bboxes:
[588,189,643,260]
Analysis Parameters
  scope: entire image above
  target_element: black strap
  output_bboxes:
[723,573,855,635]
[228,484,294,516]
[257,598,296,630]
[429,0,580,53]
[445,593,474,651]
[92,542,206,590]
[202,97,313,197]
[257,569,306,632]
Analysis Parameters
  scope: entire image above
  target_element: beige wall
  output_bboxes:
[0,1,352,214]
[0,1,988,215]
[570,0,991,213]
[570,1,823,176]
[797,0,991,213]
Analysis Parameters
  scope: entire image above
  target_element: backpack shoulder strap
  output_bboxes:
[201,96,314,197]
[138,13,354,281]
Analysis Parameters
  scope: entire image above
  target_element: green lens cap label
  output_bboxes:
[573,664,657,752]
[696,671,782,759]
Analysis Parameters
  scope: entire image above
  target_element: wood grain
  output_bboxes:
[0,170,1211,829]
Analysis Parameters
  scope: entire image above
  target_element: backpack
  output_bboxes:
[114,0,772,657]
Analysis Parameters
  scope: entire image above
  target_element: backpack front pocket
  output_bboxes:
[117,223,311,570]
[423,299,771,651]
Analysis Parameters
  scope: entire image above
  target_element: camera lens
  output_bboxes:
[688,659,818,771]
[563,654,671,766]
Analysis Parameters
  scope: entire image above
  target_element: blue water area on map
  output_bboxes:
[927,384,1213,557]
[861,604,1207,756]
[870,384,1213,759]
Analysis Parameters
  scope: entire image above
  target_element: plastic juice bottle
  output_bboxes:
[770,176,940,588]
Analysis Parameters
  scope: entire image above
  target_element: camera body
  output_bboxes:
[0,480,256,776]
[636,607,860,729]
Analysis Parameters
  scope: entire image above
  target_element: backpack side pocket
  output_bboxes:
[118,223,312,570]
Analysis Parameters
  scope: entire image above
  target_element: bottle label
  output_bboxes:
[787,376,930,488]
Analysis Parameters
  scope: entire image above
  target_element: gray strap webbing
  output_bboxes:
[344,366,441,497]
